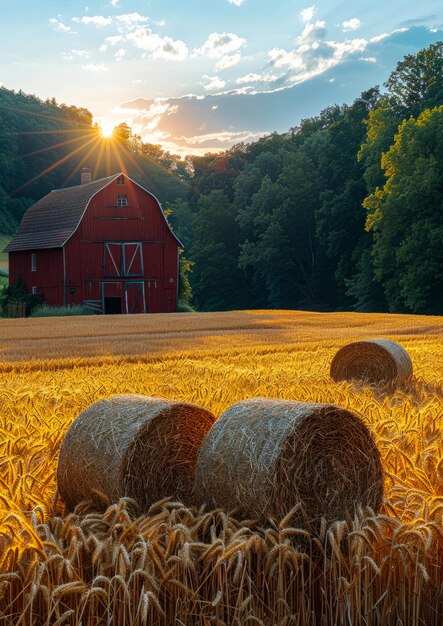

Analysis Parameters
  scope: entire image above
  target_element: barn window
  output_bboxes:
[116,176,125,185]
[117,195,128,207]
[32,286,38,295]
[31,253,36,272]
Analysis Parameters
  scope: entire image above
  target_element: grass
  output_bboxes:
[30,304,96,317]
[0,310,442,624]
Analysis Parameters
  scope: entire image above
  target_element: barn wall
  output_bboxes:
[64,177,179,313]
[8,249,64,306]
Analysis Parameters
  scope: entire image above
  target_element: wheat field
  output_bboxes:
[0,310,442,625]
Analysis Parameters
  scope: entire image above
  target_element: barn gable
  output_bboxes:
[5,173,182,252]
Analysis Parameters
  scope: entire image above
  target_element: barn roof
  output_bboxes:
[4,173,182,252]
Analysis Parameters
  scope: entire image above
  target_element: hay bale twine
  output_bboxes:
[57,395,215,511]
[330,338,412,385]
[195,399,383,528]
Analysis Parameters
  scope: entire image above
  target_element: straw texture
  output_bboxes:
[57,394,215,511]
[330,338,413,385]
[195,398,383,528]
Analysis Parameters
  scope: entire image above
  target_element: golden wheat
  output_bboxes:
[0,310,442,624]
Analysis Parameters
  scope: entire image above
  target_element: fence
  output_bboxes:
[6,301,28,318]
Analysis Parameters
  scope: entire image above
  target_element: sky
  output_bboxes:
[1,1,442,155]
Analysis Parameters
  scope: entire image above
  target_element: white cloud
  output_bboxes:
[113,102,178,138]
[83,62,108,72]
[73,15,113,27]
[202,75,226,92]
[110,0,120,6]
[299,6,316,24]
[115,48,126,61]
[214,53,242,71]
[62,49,90,60]
[235,72,279,84]
[127,27,189,60]
[184,130,266,146]
[196,32,246,59]
[132,79,143,84]
[105,35,124,46]
[49,18,74,34]
[116,13,149,31]
[341,18,362,32]
[211,105,218,110]
[269,37,367,84]
[227,0,245,5]
[371,33,388,42]
[298,20,327,43]
[360,56,377,63]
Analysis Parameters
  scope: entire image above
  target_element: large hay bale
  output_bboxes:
[330,338,412,385]
[195,399,383,528]
[57,395,215,511]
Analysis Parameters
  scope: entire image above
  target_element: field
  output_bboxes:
[0,310,442,625]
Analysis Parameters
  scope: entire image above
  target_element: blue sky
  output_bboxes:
[1,1,442,154]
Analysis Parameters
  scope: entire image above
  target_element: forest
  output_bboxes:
[1,42,442,315]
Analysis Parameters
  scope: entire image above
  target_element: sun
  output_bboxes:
[99,120,115,139]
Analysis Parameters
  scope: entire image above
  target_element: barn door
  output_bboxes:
[123,243,143,276]
[124,282,146,314]
[103,243,123,276]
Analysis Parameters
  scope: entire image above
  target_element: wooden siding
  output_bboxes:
[8,175,180,314]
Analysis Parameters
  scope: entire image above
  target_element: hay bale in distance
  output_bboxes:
[330,338,412,385]
[195,398,383,528]
[57,395,216,511]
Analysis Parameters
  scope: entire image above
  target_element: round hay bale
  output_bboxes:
[330,338,412,385]
[57,395,216,511]
[195,399,383,528]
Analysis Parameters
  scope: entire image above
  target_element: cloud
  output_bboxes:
[112,27,442,155]
[103,35,124,48]
[298,20,327,43]
[299,6,316,24]
[133,79,143,84]
[341,18,362,32]
[360,56,377,63]
[202,75,226,92]
[269,37,367,84]
[196,32,246,59]
[49,18,74,34]
[399,15,438,27]
[61,49,90,60]
[115,48,126,61]
[110,0,120,6]
[83,62,108,72]
[235,72,280,84]
[116,13,149,31]
[227,0,245,5]
[126,27,189,60]
[113,101,179,138]
[73,15,113,27]
[215,53,242,71]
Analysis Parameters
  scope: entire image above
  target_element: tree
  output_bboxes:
[385,41,443,115]
[364,106,443,313]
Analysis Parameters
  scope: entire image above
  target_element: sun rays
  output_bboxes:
[0,101,195,199]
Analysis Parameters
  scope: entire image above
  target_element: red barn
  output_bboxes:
[5,169,182,314]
